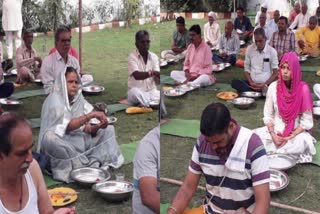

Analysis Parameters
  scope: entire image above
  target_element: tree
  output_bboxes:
[94,0,114,23]
[123,0,142,28]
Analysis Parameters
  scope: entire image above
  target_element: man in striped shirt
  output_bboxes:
[167,103,270,214]
[269,16,295,61]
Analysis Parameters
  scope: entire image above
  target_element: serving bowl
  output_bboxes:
[268,153,296,171]
[232,97,255,109]
[92,180,134,202]
[240,91,262,99]
[270,169,290,192]
[70,167,111,187]
[82,85,105,94]
[149,100,160,109]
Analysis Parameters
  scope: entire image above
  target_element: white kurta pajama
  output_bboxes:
[127,49,160,107]
[254,81,316,163]
[38,68,124,183]
[2,0,23,59]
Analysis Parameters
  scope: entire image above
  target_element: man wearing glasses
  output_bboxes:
[127,30,160,107]
[40,26,93,94]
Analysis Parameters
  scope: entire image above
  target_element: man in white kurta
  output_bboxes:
[254,3,270,26]
[203,11,221,50]
[289,3,310,30]
[40,26,93,94]
[128,30,160,107]
[2,0,23,59]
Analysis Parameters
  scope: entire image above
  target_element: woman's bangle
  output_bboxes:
[167,206,178,214]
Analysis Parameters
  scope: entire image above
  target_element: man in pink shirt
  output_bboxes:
[289,2,301,25]
[170,24,215,87]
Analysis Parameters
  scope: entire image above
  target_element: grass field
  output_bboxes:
[160,19,320,213]
[3,23,161,213]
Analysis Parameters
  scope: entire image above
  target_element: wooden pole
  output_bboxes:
[160,177,320,214]
[78,0,82,69]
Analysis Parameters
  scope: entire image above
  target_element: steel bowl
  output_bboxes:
[107,116,117,124]
[240,40,245,46]
[82,85,105,94]
[212,64,225,72]
[232,97,255,109]
[167,58,175,64]
[160,60,168,67]
[70,167,111,188]
[10,69,17,75]
[92,180,134,202]
[299,56,307,62]
[270,169,290,192]
[313,101,320,107]
[177,83,197,92]
[314,107,320,116]
[149,100,160,109]
[164,88,186,97]
[0,99,22,106]
[33,79,43,86]
[240,91,262,99]
[268,154,296,171]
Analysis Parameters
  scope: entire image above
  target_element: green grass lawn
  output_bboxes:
[3,23,161,213]
[160,19,320,213]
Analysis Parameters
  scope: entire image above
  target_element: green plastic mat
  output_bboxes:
[44,174,62,187]
[120,141,139,164]
[311,142,320,166]
[27,118,41,129]
[11,89,46,100]
[301,66,320,72]
[161,75,175,85]
[160,119,200,139]
[107,103,131,114]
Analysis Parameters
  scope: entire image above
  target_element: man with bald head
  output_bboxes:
[289,2,301,25]
[203,11,221,49]
[212,21,239,65]
[290,3,310,30]
[296,16,320,57]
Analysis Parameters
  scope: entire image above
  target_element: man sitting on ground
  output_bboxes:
[132,126,160,214]
[290,3,310,30]
[253,12,272,43]
[268,10,280,36]
[203,12,221,50]
[296,16,320,57]
[170,25,215,87]
[234,7,253,41]
[254,3,270,26]
[167,103,270,214]
[128,30,160,107]
[40,26,93,94]
[16,30,42,85]
[0,112,76,214]
[161,16,190,61]
[269,16,296,60]
[212,21,239,65]
[231,28,278,92]
[289,2,301,25]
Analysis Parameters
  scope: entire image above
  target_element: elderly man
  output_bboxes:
[132,126,159,214]
[0,112,76,214]
[170,25,214,87]
[128,30,160,107]
[234,7,253,41]
[268,10,280,36]
[253,12,272,43]
[15,30,42,85]
[167,102,270,214]
[2,0,23,59]
[269,16,295,60]
[254,3,270,26]
[40,26,93,94]
[203,12,221,50]
[212,21,239,65]
[289,3,310,30]
[232,28,278,92]
[161,17,190,61]
[289,2,301,25]
[296,16,320,57]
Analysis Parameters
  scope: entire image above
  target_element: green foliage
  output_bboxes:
[94,0,114,23]
[160,0,235,12]
[123,0,142,28]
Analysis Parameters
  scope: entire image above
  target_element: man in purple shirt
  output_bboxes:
[167,103,270,214]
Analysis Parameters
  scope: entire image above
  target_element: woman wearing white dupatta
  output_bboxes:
[37,67,124,182]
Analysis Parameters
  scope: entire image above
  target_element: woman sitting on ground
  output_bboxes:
[254,52,316,162]
[37,66,124,182]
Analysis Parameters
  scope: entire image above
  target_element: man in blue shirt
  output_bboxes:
[234,7,253,41]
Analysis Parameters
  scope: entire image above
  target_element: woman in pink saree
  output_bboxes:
[255,52,316,163]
